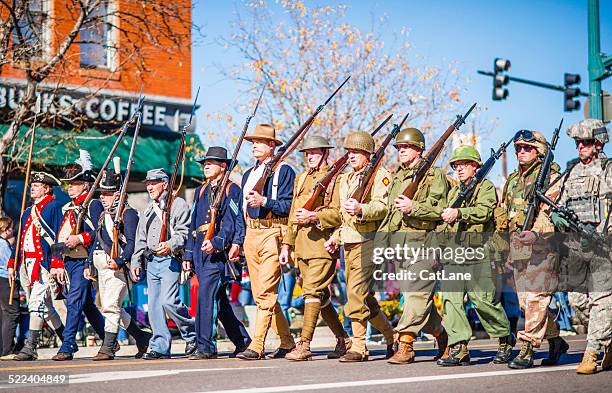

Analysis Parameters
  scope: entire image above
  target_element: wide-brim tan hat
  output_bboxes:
[245,123,283,146]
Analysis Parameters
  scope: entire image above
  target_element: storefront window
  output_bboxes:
[12,0,51,60]
[80,1,115,69]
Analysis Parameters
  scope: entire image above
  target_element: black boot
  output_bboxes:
[493,334,515,364]
[438,341,470,366]
[14,330,41,361]
[541,336,569,366]
[93,332,118,361]
[508,340,534,369]
[126,320,151,359]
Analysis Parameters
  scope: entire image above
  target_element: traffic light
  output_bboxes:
[564,73,581,112]
[493,58,511,101]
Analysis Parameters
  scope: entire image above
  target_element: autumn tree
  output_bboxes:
[204,0,469,170]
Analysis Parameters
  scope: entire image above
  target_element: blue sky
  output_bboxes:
[192,0,611,181]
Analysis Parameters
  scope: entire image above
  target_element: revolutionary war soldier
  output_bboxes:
[280,136,351,361]
[321,131,396,362]
[51,151,106,361]
[182,147,251,359]
[437,145,514,366]
[83,164,151,360]
[377,128,448,365]
[130,168,196,359]
[499,130,568,369]
[9,172,65,361]
[237,124,296,360]
[553,119,612,374]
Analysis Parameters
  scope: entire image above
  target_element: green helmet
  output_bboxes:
[344,131,374,154]
[449,145,482,166]
[299,136,334,152]
[566,119,609,145]
[394,128,425,150]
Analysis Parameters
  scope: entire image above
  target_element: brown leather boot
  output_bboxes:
[601,345,612,371]
[339,320,368,363]
[327,337,352,359]
[576,350,598,375]
[285,341,313,361]
[388,333,416,365]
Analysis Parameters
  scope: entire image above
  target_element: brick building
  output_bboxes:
[1,0,204,216]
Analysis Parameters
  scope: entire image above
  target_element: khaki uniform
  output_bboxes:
[378,161,448,341]
[440,179,510,346]
[556,158,612,354]
[501,160,561,348]
[318,165,395,355]
[283,166,347,343]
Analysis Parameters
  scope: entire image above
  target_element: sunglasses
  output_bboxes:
[575,139,595,147]
[515,144,534,153]
[513,129,536,143]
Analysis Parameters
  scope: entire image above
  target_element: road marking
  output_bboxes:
[0,366,276,389]
[197,365,578,393]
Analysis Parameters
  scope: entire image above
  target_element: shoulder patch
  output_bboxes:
[229,199,239,216]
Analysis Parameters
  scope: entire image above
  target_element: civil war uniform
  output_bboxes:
[377,128,448,365]
[52,151,106,361]
[437,145,513,367]
[87,165,151,360]
[499,131,568,370]
[318,131,395,362]
[131,168,196,359]
[237,124,296,360]
[183,147,251,359]
[283,136,351,361]
[553,119,612,374]
[11,172,65,361]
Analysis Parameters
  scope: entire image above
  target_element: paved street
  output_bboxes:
[0,336,608,393]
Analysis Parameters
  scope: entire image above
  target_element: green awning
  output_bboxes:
[4,125,206,185]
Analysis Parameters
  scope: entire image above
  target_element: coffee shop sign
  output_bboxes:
[0,83,194,132]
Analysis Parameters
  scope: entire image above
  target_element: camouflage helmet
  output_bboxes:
[299,135,334,152]
[449,145,482,166]
[344,131,374,154]
[394,128,425,150]
[513,129,548,157]
[566,119,609,145]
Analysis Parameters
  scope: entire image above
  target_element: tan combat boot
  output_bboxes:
[387,333,416,365]
[576,350,598,375]
[285,341,313,361]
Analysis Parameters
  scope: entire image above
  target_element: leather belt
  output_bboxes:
[192,223,210,239]
[246,217,288,229]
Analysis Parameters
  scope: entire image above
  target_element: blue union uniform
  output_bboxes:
[183,181,251,354]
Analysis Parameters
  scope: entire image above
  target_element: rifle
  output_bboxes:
[159,87,200,243]
[519,119,562,231]
[205,86,265,279]
[9,113,38,305]
[449,136,514,209]
[301,113,394,211]
[248,76,350,217]
[535,190,609,252]
[75,88,145,233]
[350,113,410,202]
[402,103,477,198]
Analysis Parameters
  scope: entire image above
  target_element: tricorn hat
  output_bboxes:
[30,172,61,187]
[195,146,233,165]
[98,157,122,192]
[244,124,283,146]
[61,149,96,182]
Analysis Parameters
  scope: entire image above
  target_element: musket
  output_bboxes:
[205,86,264,245]
[301,113,393,211]
[449,136,514,209]
[160,87,200,243]
[520,119,562,231]
[402,103,477,198]
[351,112,410,202]
[248,76,350,218]
[9,113,38,305]
[74,87,145,233]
